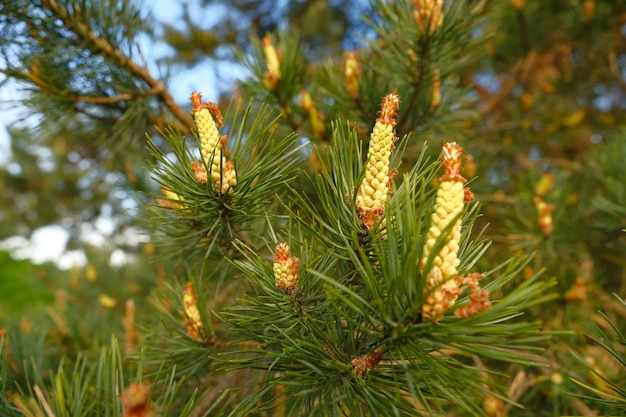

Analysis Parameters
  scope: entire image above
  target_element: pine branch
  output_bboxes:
[218,113,557,415]
[0,67,165,104]
[39,0,195,134]
[143,98,303,264]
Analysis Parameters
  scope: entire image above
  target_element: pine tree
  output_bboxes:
[1,0,625,416]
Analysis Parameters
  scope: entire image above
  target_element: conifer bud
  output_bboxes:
[262,36,281,89]
[157,187,181,209]
[430,68,441,111]
[533,196,554,236]
[355,94,400,231]
[220,159,237,193]
[124,299,137,355]
[464,152,477,179]
[273,243,300,292]
[483,394,504,417]
[300,90,326,138]
[121,382,158,417]
[455,273,491,318]
[535,172,553,196]
[351,351,383,377]
[191,92,222,161]
[421,142,468,321]
[182,282,203,341]
[190,92,237,194]
[413,0,444,34]
[98,294,117,308]
[583,0,595,21]
[344,52,361,98]
[565,277,587,302]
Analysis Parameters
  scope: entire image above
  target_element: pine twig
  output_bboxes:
[398,38,430,133]
[1,67,144,104]
[40,0,195,134]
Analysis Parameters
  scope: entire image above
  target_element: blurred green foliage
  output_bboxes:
[0,251,53,315]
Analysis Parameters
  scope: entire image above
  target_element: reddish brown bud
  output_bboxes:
[190,91,223,126]
[439,142,466,183]
[455,273,491,318]
[378,94,400,125]
[351,351,383,377]
[121,383,158,417]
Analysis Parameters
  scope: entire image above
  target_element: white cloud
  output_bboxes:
[1,225,69,264]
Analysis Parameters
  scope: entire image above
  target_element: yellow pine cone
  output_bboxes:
[273,243,300,292]
[421,142,469,321]
[220,159,237,193]
[182,282,203,341]
[191,91,222,162]
[424,180,464,277]
[356,93,400,231]
[422,266,460,321]
[190,92,237,194]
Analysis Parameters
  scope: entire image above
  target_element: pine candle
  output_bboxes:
[356,93,400,231]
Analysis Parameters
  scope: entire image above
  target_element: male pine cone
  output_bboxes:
[355,93,400,231]
[421,142,468,321]
[190,92,237,194]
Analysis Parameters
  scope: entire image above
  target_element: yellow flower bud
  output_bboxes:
[356,94,400,231]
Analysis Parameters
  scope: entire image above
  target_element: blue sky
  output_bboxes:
[0,0,245,153]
